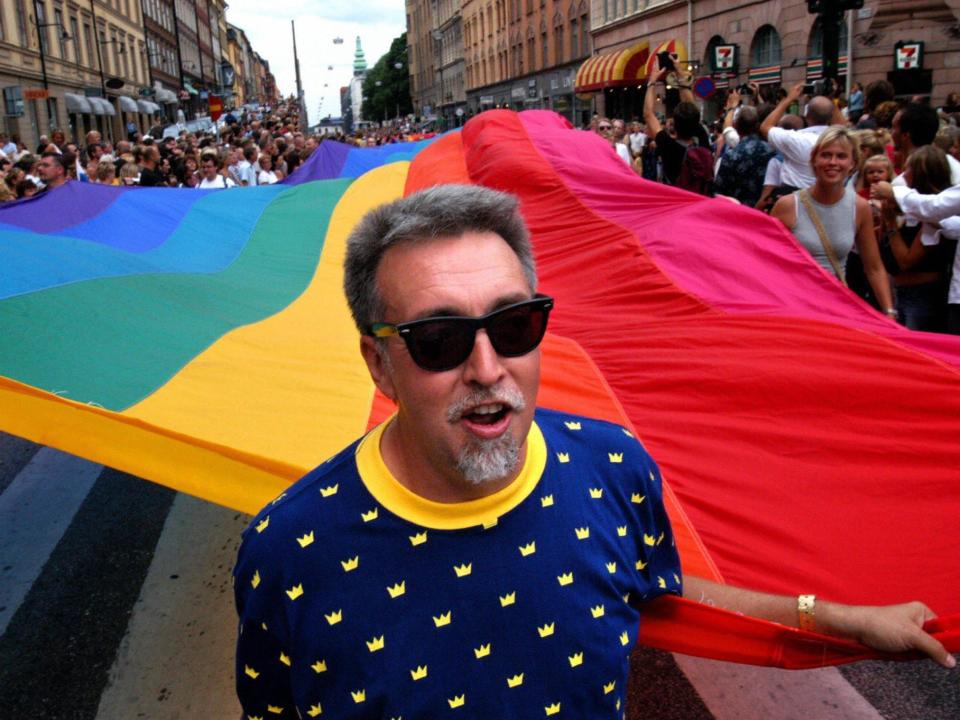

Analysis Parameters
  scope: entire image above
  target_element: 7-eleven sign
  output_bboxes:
[895,41,923,71]
[714,45,737,72]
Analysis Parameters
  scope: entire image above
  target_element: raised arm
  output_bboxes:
[643,57,665,138]
[873,182,960,223]
[761,82,804,140]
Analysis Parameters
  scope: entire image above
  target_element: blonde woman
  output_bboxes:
[772,126,896,319]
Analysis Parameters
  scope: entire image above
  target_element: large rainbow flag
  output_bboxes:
[1,110,958,667]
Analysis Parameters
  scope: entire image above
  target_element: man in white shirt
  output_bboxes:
[238,145,259,187]
[197,154,236,189]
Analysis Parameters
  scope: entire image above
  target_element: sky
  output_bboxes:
[224,1,407,126]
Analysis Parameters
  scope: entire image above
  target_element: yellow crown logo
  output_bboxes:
[545,702,562,716]
[507,673,524,688]
[361,508,378,522]
[453,563,472,578]
[499,592,516,607]
[590,604,605,619]
[617,526,627,537]
[603,680,616,695]
[649,470,656,481]
[657,531,665,545]
[605,561,617,574]
[244,664,260,679]
[267,704,284,715]
[251,569,261,589]
[556,452,570,463]
[433,611,452,627]
[279,652,291,666]
[608,452,623,463]
[643,533,655,546]
[297,531,315,548]
[574,526,590,540]
[307,704,322,717]
[589,487,603,499]
[255,516,270,533]
[409,531,428,546]
[622,428,634,437]
[270,492,287,505]
[474,643,491,658]
[387,581,406,599]
[622,592,631,603]
[537,622,555,638]
[341,556,359,572]
[410,665,428,680]
[311,659,327,673]
[673,572,680,584]
[319,484,339,498]
[324,609,342,625]
[564,421,581,430]
[448,695,465,709]
[482,517,498,529]
[557,572,574,586]
[540,494,554,507]
[286,583,304,601]
[619,631,630,646]
[636,559,648,570]
[366,635,385,652]
[261,622,268,631]
[519,541,536,557]
[351,689,365,704]
[658,576,666,589]
[568,652,583,667]
[631,493,646,504]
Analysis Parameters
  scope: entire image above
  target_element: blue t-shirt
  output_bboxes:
[234,408,681,719]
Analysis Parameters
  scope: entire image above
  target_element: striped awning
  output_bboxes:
[574,42,651,93]
[748,65,782,85]
[806,56,849,80]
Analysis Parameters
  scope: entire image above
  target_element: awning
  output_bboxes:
[575,42,650,93]
[137,99,161,114]
[748,65,782,85]
[118,95,139,113]
[64,93,93,114]
[153,85,179,104]
[806,56,848,81]
[183,82,199,96]
[88,97,116,115]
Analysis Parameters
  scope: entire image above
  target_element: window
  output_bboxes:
[36,2,48,53]
[750,25,781,67]
[541,30,547,69]
[16,0,29,47]
[70,18,80,63]
[100,29,109,73]
[3,86,24,117]
[570,18,578,58]
[808,17,848,57]
[580,13,588,55]
[84,24,94,69]
[55,10,67,58]
[554,22,563,64]
[527,35,535,72]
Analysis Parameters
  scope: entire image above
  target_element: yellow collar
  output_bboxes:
[354,417,546,530]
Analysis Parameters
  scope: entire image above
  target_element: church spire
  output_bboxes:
[353,36,367,76]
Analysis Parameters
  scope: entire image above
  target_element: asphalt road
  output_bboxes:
[0,432,956,720]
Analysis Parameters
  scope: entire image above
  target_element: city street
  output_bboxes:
[0,431,956,720]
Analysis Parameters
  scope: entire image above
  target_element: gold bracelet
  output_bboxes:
[798,594,816,632]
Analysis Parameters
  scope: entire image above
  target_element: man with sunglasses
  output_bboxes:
[234,185,953,720]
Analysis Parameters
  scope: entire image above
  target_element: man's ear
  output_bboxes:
[360,336,397,402]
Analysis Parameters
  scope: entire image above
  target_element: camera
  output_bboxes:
[657,51,676,72]
[737,84,753,95]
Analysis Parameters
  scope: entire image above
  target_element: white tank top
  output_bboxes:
[793,187,857,278]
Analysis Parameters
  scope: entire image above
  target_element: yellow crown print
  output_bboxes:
[603,680,616,695]
[556,452,570,463]
[387,581,406,599]
[673,572,681,584]
[255,516,270,533]
[608,452,623,463]
[657,531,665,545]
[251,569,261,589]
[589,487,603,499]
[540,494,554,507]
[324,609,342,625]
[297,531,315,548]
[649,470,656,481]
[619,631,630,646]
[244,664,259,679]
[605,562,617,574]
[351,689,365,704]
[409,531,428,546]
[482,517,498,529]
[537,622,555,638]
[635,559,648,571]
[319,484,339,498]
[410,665,428,681]
[617,526,627,537]
[499,591,516,607]
[366,635,385,652]
[279,652,291,666]
[361,507,378,522]
[341,556,359,572]
[545,702,562,716]
[507,673,524,688]
[519,541,536,557]
[267,704,284,714]
[564,421,581,430]
[574,526,590,540]
[643,533,655,547]
[453,563,472,578]
[474,643,491,658]
[286,584,304,601]
[631,493,646,504]
[568,652,583,667]
[433,611,452,627]
[448,695,466,709]
[658,576,666,589]
[590,604,605,619]
[622,428,634,437]
[307,704,322,718]
[557,572,574,586]
[311,659,327,673]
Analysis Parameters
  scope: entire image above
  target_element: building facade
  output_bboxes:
[435,0,467,125]
[407,0,437,119]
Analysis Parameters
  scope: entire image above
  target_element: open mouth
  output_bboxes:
[464,403,510,425]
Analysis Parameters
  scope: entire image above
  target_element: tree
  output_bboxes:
[362,33,413,123]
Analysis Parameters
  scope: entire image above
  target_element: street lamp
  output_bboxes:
[394,61,403,120]
[31,1,71,130]
[432,29,443,126]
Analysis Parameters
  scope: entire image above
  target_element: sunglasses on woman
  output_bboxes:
[369,295,554,372]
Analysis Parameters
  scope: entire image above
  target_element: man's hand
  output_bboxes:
[871,181,895,202]
[786,81,805,103]
[725,89,741,111]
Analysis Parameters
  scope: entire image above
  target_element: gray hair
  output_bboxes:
[343,184,537,333]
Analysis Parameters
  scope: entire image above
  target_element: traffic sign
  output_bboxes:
[208,95,223,121]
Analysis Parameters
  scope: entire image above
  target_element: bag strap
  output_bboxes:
[798,189,847,286]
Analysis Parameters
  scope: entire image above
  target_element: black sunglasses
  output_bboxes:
[369,295,554,372]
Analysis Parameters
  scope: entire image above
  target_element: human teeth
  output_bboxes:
[472,404,504,415]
